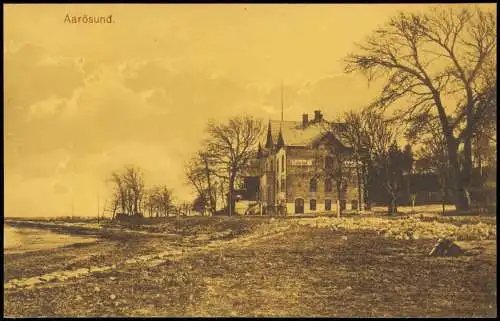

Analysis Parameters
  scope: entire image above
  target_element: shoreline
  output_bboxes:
[4,219,181,241]
[4,214,496,317]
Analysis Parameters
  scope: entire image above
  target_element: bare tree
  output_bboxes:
[109,171,127,215]
[108,166,145,217]
[145,186,158,217]
[144,185,174,217]
[123,166,144,216]
[384,143,410,215]
[185,151,218,215]
[158,186,174,217]
[178,202,192,216]
[109,193,120,220]
[337,111,372,210]
[363,111,402,214]
[205,116,264,216]
[345,7,496,210]
[413,117,450,215]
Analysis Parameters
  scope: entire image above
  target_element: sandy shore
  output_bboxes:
[4,225,98,254]
[4,215,497,317]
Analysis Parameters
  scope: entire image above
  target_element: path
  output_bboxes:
[4,220,292,290]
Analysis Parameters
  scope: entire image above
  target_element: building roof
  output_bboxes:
[263,119,350,148]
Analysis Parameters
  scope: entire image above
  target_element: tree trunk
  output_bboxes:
[355,155,364,212]
[133,194,139,216]
[336,181,342,216]
[447,142,470,210]
[462,136,473,204]
[433,93,471,211]
[213,186,217,215]
[441,192,446,216]
[228,173,236,216]
[202,155,216,213]
[388,197,397,215]
[363,163,372,210]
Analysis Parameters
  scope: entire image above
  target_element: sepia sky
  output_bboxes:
[4,4,494,217]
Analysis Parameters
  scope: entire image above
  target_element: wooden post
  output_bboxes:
[337,200,340,218]
[101,199,107,222]
[97,193,100,224]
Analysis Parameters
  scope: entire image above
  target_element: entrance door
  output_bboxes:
[295,198,304,214]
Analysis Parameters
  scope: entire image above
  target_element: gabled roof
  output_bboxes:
[261,119,350,148]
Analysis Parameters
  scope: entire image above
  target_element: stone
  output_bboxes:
[429,239,465,257]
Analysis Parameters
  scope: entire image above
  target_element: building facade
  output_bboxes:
[255,110,363,215]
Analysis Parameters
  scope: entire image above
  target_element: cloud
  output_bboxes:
[4,45,382,217]
[53,182,69,195]
[27,96,67,120]
[4,42,85,110]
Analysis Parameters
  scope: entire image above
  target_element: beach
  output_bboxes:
[3,214,497,317]
[4,225,98,254]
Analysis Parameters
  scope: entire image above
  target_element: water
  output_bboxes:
[4,225,97,254]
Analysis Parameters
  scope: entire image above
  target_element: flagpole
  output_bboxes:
[281,80,284,124]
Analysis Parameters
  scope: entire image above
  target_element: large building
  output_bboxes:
[254,110,363,215]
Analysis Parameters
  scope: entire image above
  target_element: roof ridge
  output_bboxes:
[270,119,300,123]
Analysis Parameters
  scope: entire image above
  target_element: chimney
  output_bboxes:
[314,110,323,122]
[302,113,308,127]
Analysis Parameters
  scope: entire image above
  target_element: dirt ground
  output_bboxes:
[3,216,497,317]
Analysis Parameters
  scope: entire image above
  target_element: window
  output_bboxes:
[310,178,317,192]
[325,199,332,211]
[282,155,285,172]
[281,178,285,192]
[351,200,359,210]
[277,158,279,174]
[325,156,334,169]
[276,180,279,192]
[340,200,346,210]
[325,179,333,192]
[310,199,317,211]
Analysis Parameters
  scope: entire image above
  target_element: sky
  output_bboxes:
[4,3,493,217]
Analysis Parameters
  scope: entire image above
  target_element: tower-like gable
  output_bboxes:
[265,120,273,149]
